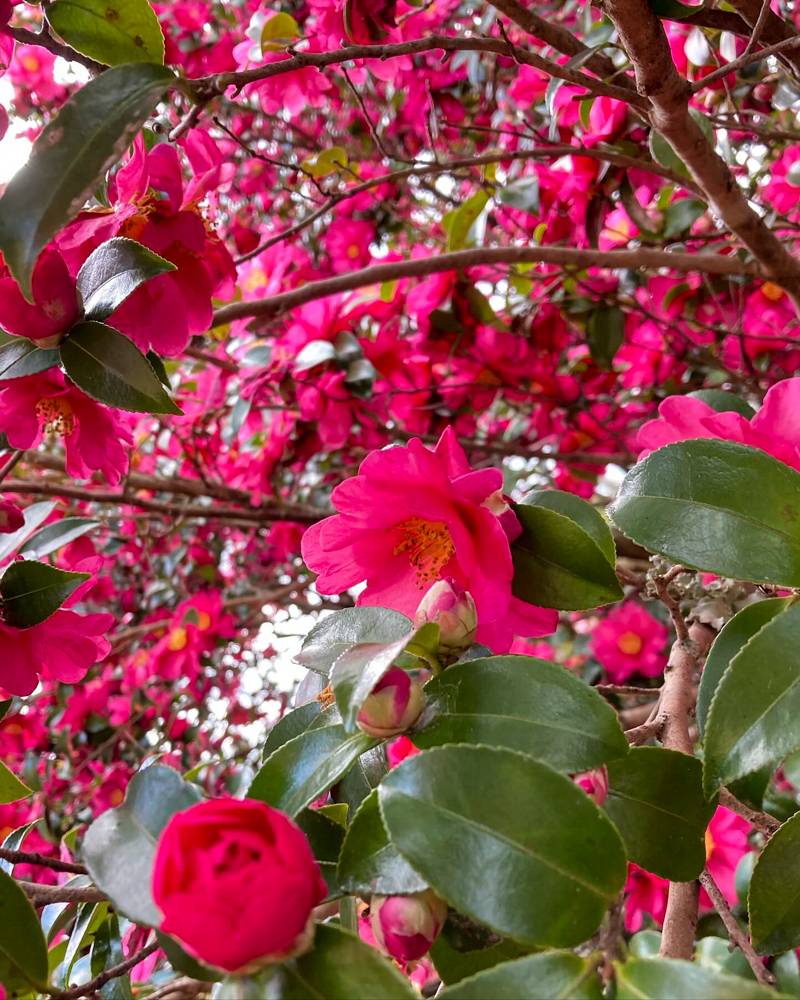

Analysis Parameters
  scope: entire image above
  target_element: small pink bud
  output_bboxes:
[413,578,477,665]
[571,767,609,807]
[357,666,424,738]
[370,889,448,963]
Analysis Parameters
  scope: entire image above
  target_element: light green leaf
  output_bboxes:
[46,0,164,66]
[0,761,32,805]
[448,190,489,251]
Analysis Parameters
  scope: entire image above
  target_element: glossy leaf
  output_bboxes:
[270,923,417,999]
[296,607,412,675]
[262,701,321,758]
[83,765,202,925]
[519,490,615,565]
[0,63,175,299]
[430,935,534,987]
[0,562,89,628]
[687,389,756,418]
[46,0,164,65]
[0,867,49,989]
[511,504,623,610]
[750,811,800,955]
[156,932,222,984]
[615,958,787,999]
[379,744,627,947]
[90,914,132,1000]
[64,901,101,983]
[0,339,60,380]
[439,953,602,999]
[60,321,182,414]
[77,237,175,321]
[413,655,629,771]
[19,518,98,560]
[0,760,32,804]
[294,807,345,900]
[248,724,377,817]
[338,788,427,895]
[333,744,388,818]
[604,748,716,881]
[703,600,800,796]
[0,501,56,564]
[587,305,625,369]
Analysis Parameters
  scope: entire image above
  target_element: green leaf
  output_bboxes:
[750,812,800,955]
[0,867,49,989]
[511,503,624,611]
[0,501,56,563]
[64,901,101,983]
[337,788,427,896]
[439,953,602,999]
[662,199,708,238]
[82,764,202,925]
[697,599,789,738]
[608,440,800,587]
[263,701,322,758]
[296,607,412,676]
[76,237,175,321]
[448,190,489,252]
[19,518,98,560]
[413,655,629,771]
[587,306,625,369]
[687,389,756,419]
[649,0,705,16]
[0,760,32,804]
[649,130,690,178]
[615,958,788,998]
[0,63,175,299]
[91,914,132,1000]
[429,936,535,987]
[0,561,89,628]
[604,747,716,881]
[156,932,222,984]
[703,600,800,796]
[0,339,60,380]
[519,491,615,565]
[46,0,164,65]
[269,923,417,999]
[379,744,627,947]
[248,724,377,818]
[294,808,345,900]
[333,744,388,818]
[496,176,540,214]
[304,145,348,178]
[60,321,182,414]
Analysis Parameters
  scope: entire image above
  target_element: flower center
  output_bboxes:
[392,517,455,588]
[36,397,75,437]
[761,281,785,301]
[617,631,643,655]
[704,827,715,860]
[168,627,188,651]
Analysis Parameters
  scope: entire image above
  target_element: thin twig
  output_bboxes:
[0,848,86,875]
[719,787,782,838]
[47,941,160,1000]
[0,450,24,485]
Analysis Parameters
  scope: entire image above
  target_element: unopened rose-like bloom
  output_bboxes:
[302,427,558,652]
[590,602,668,683]
[413,577,477,665]
[357,666,424,738]
[370,889,448,963]
[152,799,326,973]
[0,247,79,345]
[572,767,609,807]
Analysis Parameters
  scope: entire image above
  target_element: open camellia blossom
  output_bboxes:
[590,601,668,683]
[152,798,327,973]
[302,427,558,651]
[0,246,79,343]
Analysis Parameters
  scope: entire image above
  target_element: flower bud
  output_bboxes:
[572,767,609,807]
[370,889,448,963]
[413,578,477,665]
[357,666,424,738]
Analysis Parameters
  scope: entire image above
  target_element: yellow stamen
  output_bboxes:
[392,517,455,588]
[761,282,785,301]
[36,397,75,437]
[168,627,188,651]
[705,827,715,859]
[618,631,643,656]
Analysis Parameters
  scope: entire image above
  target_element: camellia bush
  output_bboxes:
[6,0,800,998]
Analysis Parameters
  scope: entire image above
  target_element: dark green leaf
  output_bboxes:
[60,321,182,414]
[47,0,164,66]
[263,701,321,758]
[609,440,800,587]
[296,607,412,676]
[704,600,800,796]
[604,747,716,881]
[649,0,705,16]
[0,760,31,804]
[511,504,624,610]
[77,237,175,321]
[338,788,427,895]
[344,358,378,399]
[294,808,346,900]
[156,932,222,983]
[0,339,60,380]
[687,389,756,419]
[146,351,169,387]
[0,700,10,724]
[649,131,690,178]
[697,599,789,738]
[439,953,602,999]
[413,655,628,771]
[91,914,132,1000]
[19,518,98,560]
[750,811,800,955]
[0,561,89,628]
[379,745,627,947]
[430,935,534,987]
[333,744,388,817]
[615,958,788,998]
[248,724,377,817]
[519,491,616,565]
[0,63,175,299]
[662,199,708,238]
[587,306,625,369]
[64,901,101,982]
[83,764,202,925]
[0,867,49,989]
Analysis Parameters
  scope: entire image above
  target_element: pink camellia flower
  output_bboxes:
[0,247,79,345]
[701,806,752,910]
[413,577,477,665]
[0,498,23,534]
[624,864,670,932]
[590,602,668,683]
[324,217,374,274]
[637,377,800,472]
[370,889,448,963]
[152,798,327,973]
[572,767,609,807]
[301,427,558,652]
[357,666,424,738]
[0,371,131,485]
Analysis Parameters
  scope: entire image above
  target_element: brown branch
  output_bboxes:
[20,882,106,905]
[2,24,105,74]
[0,449,24,485]
[692,35,800,93]
[47,941,160,1000]
[719,787,782,838]
[0,848,87,875]
[722,0,800,81]
[212,247,758,326]
[699,868,776,988]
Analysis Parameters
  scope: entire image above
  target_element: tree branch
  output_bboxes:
[2,24,106,74]
[20,882,106,905]
[47,941,160,1000]
[0,848,87,875]
[719,787,782,838]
